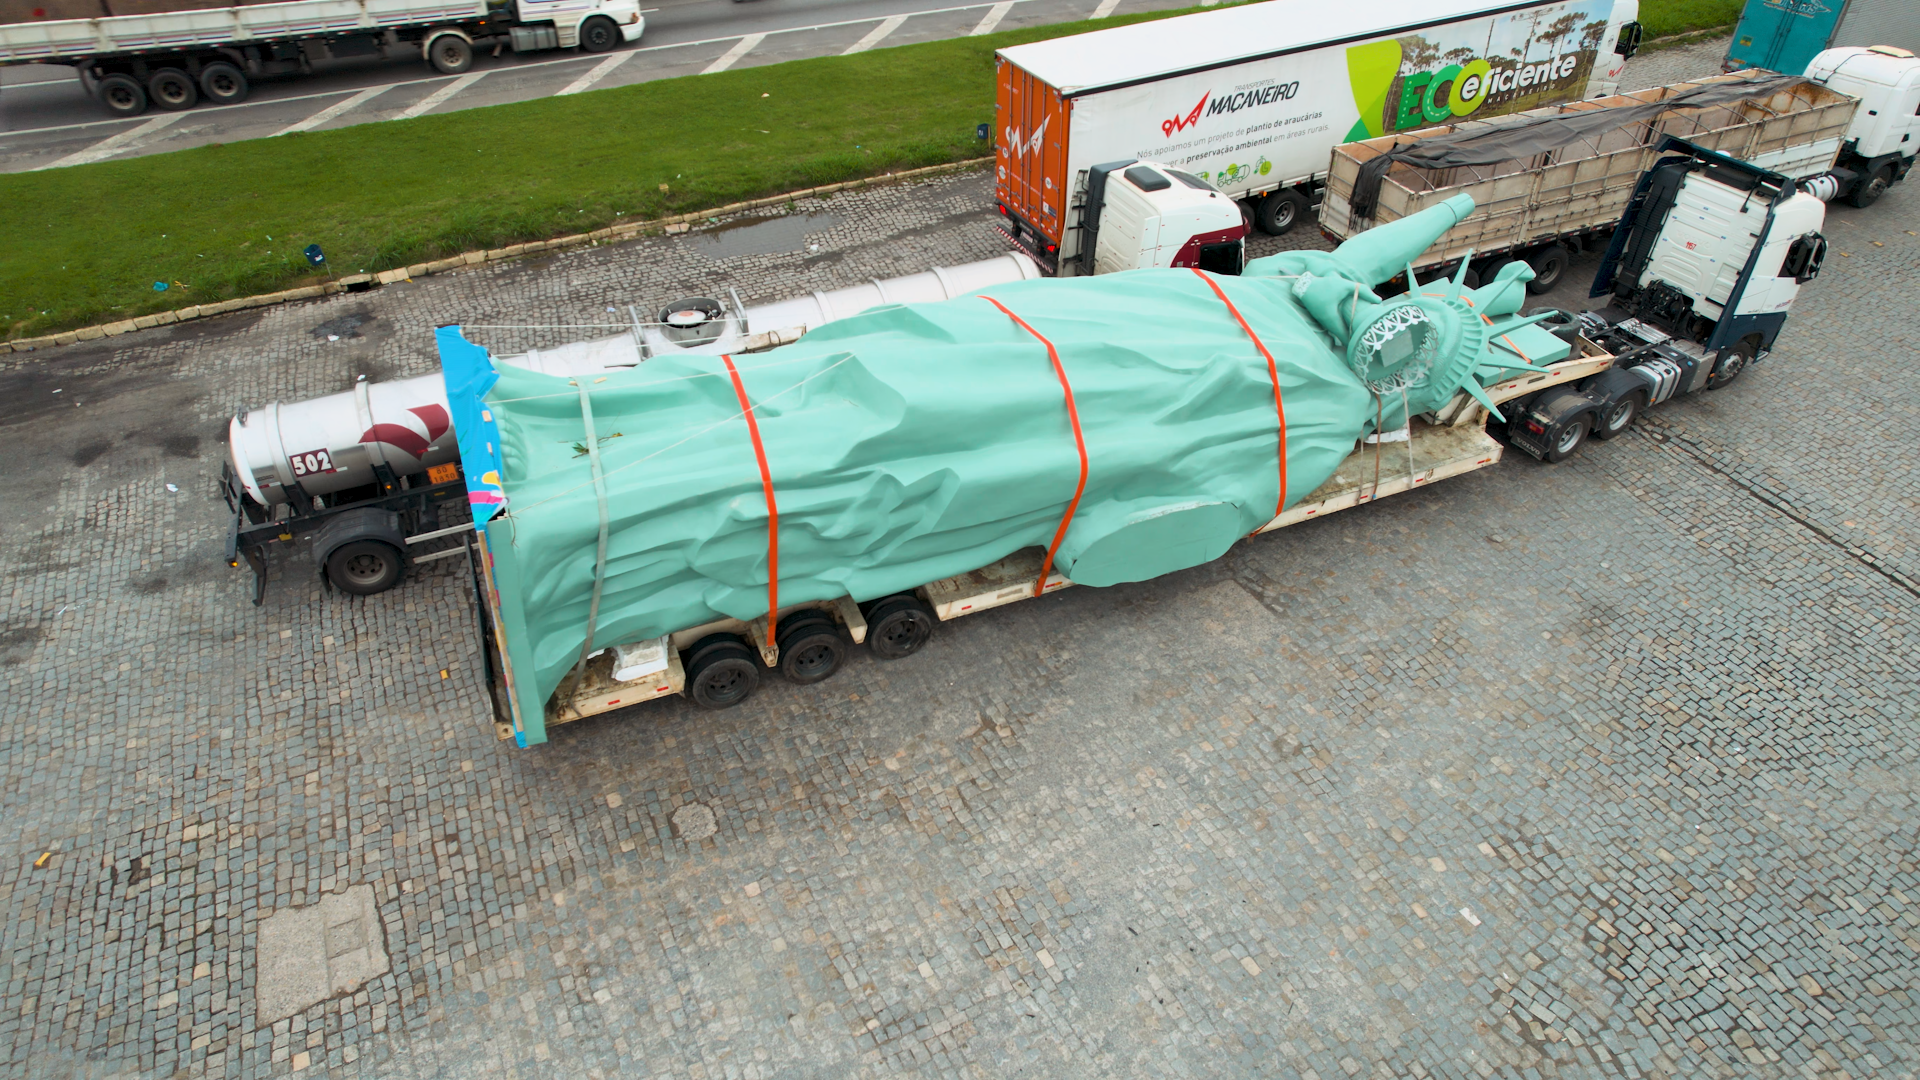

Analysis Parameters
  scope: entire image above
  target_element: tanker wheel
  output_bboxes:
[865,596,934,660]
[777,614,845,685]
[687,640,759,709]
[97,74,148,117]
[326,539,403,595]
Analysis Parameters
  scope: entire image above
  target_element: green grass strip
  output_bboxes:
[1637,0,1742,43]
[2,0,1721,340]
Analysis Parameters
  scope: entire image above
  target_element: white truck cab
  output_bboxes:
[1041,160,1247,277]
[1803,45,1920,206]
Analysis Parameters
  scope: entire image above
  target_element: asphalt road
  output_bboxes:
[0,0,1194,173]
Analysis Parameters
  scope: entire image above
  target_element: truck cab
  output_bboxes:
[1804,45,1920,207]
[998,159,1246,278]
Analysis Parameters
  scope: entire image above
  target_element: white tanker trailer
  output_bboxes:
[221,254,1046,601]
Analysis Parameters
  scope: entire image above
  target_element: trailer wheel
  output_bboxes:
[97,74,148,117]
[1593,390,1644,440]
[1255,189,1307,235]
[866,596,934,660]
[199,62,249,105]
[148,68,198,111]
[1848,164,1892,209]
[1480,256,1519,286]
[777,614,845,685]
[1545,414,1591,463]
[427,33,474,75]
[1524,244,1568,294]
[687,640,760,709]
[580,15,620,53]
[325,539,403,595]
[1706,340,1755,390]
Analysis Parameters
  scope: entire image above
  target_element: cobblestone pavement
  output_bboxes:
[5,38,1919,1080]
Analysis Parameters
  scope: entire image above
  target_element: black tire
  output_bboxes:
[687,641,759,709]
[1524,243,1568,294]
[684,632,749,673]
[325,539,403,595]
[198,61,248,105]
[147,67,198,111]
[427,34,473,75]
[1255,189,1307,235]
[1592,390,1644,440]
[579,15,620,53]
[1544,414,1591,464]
[1847,165,1892,209]
[96,73,147,117]
[1706,340,1755,390]
[1453,264,1481,289]
[1480,256,1519,286]
[865,596,934,660]
[777,617,845,685]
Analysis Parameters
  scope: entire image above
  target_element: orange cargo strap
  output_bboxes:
[979,295,1088,597]
[721,354,781,647]
[1192,269,1289,518]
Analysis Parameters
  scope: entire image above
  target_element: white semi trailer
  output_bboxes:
[0,0,645,116]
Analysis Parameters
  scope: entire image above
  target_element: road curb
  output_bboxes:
[3,156,995,355]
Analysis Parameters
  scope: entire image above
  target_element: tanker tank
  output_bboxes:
[443,193,1574,730]
[226,253,1043,505]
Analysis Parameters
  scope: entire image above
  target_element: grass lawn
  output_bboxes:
[1,0,1739,341]
[1639,0,1744,42]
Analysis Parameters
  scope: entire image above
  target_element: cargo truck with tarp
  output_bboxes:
[992,0,1644,267]
[0,0,645,116]
[1317,69,1857,291]
[438,140,1830,747]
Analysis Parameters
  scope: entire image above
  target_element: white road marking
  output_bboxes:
[971,2,1013,35]
[395,72,485,119]
[703,32,766,74]
[1090,0,1121,17]
[557,50,637,95]
[273,85,390,136]
[37,112,184,170]
[844,14,908,54]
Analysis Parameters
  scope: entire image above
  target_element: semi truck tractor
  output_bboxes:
[426,139,1823,747]
[1802,45,1920,207]
[1724,0,1915,78]
[993,0,1643,268]
[0,0,645,116]
[1318,70,1856,292]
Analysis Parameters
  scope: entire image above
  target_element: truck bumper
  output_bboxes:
[621,17,646,43]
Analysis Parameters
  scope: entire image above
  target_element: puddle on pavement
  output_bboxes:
[683,212,840,260]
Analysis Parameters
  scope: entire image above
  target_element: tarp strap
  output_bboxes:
[562,378,612,709]
[721,354,782,648]
[1191,268,1289,517]
[979,295,1088,598]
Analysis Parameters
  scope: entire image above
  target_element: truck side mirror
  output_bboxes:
[1615,21,1642,60]
[1781,233,1826,284]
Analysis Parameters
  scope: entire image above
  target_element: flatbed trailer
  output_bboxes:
[470,338,1614,743]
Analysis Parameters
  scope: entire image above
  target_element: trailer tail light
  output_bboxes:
[1524,420,1546,434]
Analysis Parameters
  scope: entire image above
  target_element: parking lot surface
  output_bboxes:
[3,38,1918,1080]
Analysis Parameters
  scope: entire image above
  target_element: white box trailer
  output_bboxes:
[1316,70,1856,292]
[0,0,644,116]
[993,0,1643,269]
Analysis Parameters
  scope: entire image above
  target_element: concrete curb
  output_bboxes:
[4,157,995,355]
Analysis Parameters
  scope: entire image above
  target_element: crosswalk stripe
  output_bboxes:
[273,85,390,136]
[395,72,485,120]
[971,2,1013,35]
[702,33,766,74]
[39,113,183,170]
[844,15,907,54]
[557,50,637,96]
[1090,0,1121,18]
